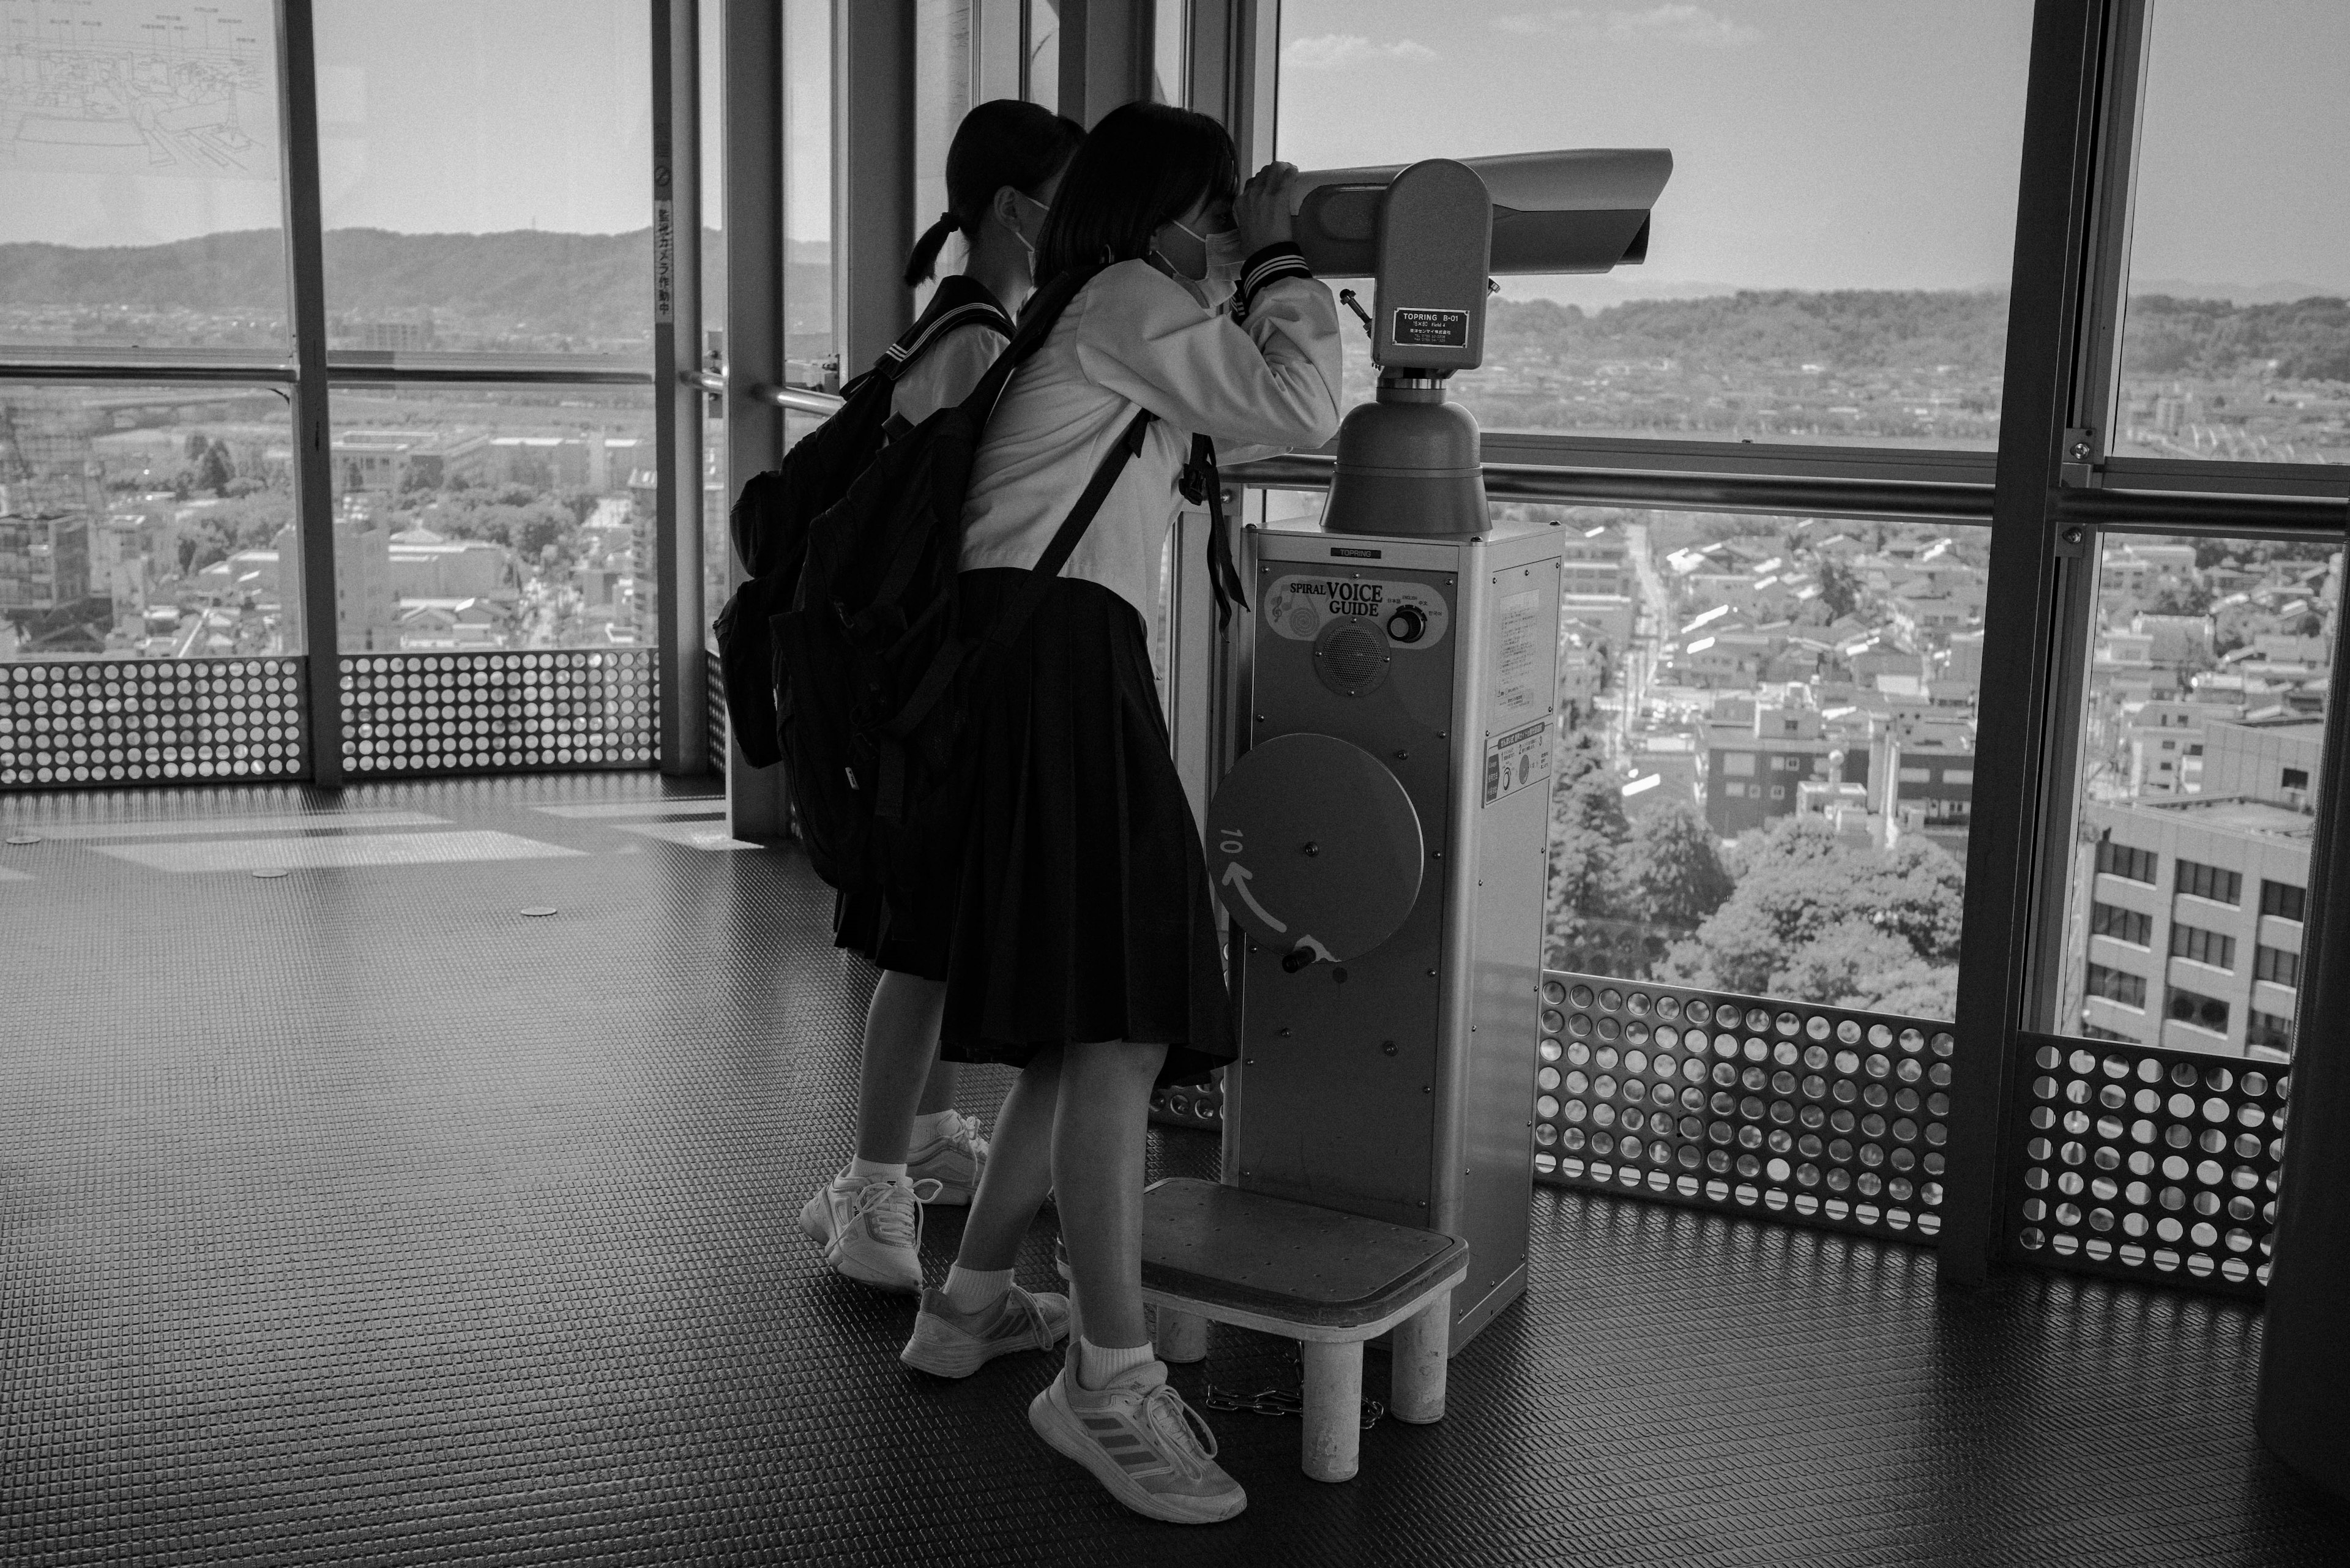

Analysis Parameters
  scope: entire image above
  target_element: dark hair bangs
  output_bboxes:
[1033,102,1239,288]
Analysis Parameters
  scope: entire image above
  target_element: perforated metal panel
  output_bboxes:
[339,651,655,777]
[1,659,308,790]
[1149,1069,1225,1130]
[2006,1033,2284,1298]
[703,646,728,775]
[1534,969,1956,1244]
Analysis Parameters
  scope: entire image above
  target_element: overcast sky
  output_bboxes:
[1,0,2342,304]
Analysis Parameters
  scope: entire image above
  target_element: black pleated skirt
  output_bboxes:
[834,567,1233,1086]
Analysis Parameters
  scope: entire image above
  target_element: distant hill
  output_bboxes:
[4,229,2344,381]
[2120,294,2350,381]
[0,228,832,340]
[1486,286,2350,381]
[1486,289,2015,375]
[2130,279,2350,307]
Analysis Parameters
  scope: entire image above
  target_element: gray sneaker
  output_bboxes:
[796,1168,939,1293]
[1028,1361,1247,1524]
[905,1110,989,1206]
[900,1283,1069,1377]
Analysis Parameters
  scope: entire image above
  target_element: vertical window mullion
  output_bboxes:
[273,0,343,785]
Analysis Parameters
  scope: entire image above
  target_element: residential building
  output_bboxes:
[2075,720,2316,1059]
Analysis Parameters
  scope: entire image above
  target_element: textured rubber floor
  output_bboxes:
[3,775,2348,1567]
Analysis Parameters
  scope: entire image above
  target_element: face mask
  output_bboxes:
[1005,190,1051,263]
[1157,218,1245,284]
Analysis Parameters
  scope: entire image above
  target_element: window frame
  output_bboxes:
[0,0,690,783]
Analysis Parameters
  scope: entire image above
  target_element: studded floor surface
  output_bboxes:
[4,775,2348,1567]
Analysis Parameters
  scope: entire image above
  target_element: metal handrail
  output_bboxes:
[1227,451,1996,525]
[1229,452,2349,532]
[680,369,846,417]
[677,367,2344,531]
[753,383,848,416]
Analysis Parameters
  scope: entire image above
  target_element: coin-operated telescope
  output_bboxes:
[1202,149,1670,1351]
[1286,149,1673,535]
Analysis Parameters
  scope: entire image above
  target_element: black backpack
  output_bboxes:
[713,278,1012,768]
[772,266,1157,898]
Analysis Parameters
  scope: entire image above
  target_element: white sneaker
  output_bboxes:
[1028,1361,1247,1524]
[906,1110,989,1205]
[900,1283,1070,1377]
[797,1168,939,1293]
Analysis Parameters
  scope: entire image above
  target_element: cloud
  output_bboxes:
[1281,34,1442,72]
[1493,9,1591,34]
[1606,5,1761,47]
[1489,4,1760,47]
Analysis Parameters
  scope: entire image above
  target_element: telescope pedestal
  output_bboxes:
[1324,381,1489,537]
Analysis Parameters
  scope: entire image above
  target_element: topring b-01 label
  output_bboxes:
[1391,307,1470,347]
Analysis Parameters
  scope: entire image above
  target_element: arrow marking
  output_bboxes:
[1220,862,1286,933]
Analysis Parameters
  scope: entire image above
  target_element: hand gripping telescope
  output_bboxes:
[1286,149,1673,535]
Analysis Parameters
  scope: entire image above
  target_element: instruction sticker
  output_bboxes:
[1392,307,1469,347]
[1484,720,1551,806]
[1488,586,1549,728]
[1264,573,1449,650]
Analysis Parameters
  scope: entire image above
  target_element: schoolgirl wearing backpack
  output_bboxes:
[888,102,1341,1525]
[796,100,1083,1294]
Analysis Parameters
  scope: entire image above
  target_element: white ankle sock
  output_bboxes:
[1077,1336,1155,1391]
[910,1110,957,1146]
[942,1264,1011,1313]
[846,1157,906,1184]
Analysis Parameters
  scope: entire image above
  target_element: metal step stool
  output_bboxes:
[1127,1177,1470,1483]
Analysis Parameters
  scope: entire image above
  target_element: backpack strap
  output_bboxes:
[868,404,1155,821]
[843,277,1014,400]
[983,405,1158,652]
[848,268,1105,642]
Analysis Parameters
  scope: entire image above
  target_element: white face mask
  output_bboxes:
[1005,189,1051,263]
[1157,217,1245,284]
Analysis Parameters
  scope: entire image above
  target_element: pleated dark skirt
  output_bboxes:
[831,567,1234,1086]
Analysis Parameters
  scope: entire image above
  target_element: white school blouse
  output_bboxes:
[889,322,1002,426]
[958,257,1343,627]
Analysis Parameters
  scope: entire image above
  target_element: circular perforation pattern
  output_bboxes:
[703,648,729,777]
[341,652,655,777]
[1534,970,1955,1241]
[2012,1042,2286,1291]
[1149,1069,1226,1130]
[1,659,306,789]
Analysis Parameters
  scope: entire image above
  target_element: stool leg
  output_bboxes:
[1300,1340,1363,1483]
[1155,1308,1208,1365]
[1389,1290,1453,1425]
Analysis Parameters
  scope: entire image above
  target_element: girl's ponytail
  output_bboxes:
[900,100,1086,287]
[903,211,963,288]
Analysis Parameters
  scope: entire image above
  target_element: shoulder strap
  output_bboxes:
[985,406,1157,650]
[950,265,1100,425]
[873,403,1153,761]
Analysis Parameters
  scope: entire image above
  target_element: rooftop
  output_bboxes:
[2141,793,2318,838]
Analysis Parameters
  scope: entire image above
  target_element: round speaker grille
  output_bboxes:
[1313,618,1390,696]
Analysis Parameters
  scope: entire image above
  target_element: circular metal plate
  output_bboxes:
[1205,732,1423,963]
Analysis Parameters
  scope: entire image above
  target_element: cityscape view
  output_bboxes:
[0,379,658,659]
[1492,500,2335,1055]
